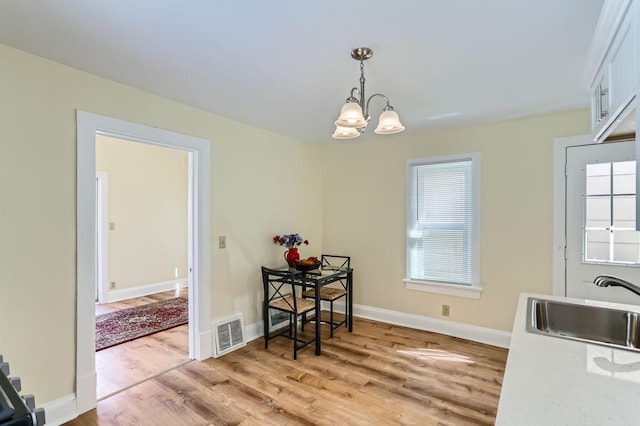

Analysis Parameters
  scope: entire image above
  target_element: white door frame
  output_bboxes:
[76,111,211,415]
[95,171,109,304]
[553,134,595,296]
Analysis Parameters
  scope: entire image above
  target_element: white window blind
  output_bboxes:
[407,156,478,286]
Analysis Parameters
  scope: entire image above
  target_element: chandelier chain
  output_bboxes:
[359,60,366,116]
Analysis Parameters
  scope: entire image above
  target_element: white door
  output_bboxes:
[566,140,640,304]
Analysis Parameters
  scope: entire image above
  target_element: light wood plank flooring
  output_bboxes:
[95,289,189,399]
[68,316,507,425]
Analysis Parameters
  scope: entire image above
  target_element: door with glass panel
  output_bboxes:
[565,140,640,304]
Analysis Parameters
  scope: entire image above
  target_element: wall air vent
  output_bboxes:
[212,314,246,357]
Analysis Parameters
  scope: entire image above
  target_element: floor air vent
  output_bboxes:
[212,314,246,357]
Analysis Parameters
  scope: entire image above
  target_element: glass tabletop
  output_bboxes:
[294,266,351,285]
[270,265,351,285]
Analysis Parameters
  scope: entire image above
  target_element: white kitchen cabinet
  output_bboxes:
[607,6,635,122]
[584,0,640,230]
[587,0,636,142]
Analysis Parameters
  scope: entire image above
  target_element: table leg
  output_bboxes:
[315,282,321,355]
[348,271,353,332]
[263,297,269,348]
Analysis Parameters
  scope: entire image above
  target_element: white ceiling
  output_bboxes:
[0,0,604,143]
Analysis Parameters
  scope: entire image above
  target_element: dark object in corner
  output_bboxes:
[0,354,45,425]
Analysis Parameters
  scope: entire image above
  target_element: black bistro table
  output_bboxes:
[272,265,353,355]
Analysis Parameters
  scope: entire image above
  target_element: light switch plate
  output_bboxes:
[219,235,226,249]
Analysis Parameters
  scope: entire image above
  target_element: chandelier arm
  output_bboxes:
[365,93,391,118]
[347,87,361,103]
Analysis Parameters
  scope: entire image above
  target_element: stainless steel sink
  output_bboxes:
[526,297,640,352]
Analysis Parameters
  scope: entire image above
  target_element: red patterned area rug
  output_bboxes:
[96,297,188,351]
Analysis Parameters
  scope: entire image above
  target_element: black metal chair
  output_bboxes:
[302,254,350,338]
[262,266,317,359]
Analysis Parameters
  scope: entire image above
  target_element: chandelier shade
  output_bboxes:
[332,47,404,139]
[332,125,361,139]
[374,109,405,134]
[335,101,367,128]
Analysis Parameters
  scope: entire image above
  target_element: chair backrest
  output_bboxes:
[321,254,350,270]
[261,266,301,312]
[321,255,350,291]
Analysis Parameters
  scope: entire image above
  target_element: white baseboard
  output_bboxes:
[244,320,265,343]
[74,370,96,416]
[196,329,212,361]
[106,278,188,303]
[245,302,511,349]
[342,302,511,348]
[41,394,77,426]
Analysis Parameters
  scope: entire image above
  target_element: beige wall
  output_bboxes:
[96,135,189,290]
[321,110,590,331]
[0,43,322,403]
[0,40,591,408]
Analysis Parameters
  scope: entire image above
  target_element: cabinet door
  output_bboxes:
[590,1,636,142]
[608,6,636,120]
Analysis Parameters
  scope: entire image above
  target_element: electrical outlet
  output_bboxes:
[219,235,226,249]
[110,281,116,289]
[442,305,450,317]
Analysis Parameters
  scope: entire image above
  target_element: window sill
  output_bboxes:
[403,279,483,299]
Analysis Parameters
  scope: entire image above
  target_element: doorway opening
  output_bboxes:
[94,136,191,400]
[76,111,211,415]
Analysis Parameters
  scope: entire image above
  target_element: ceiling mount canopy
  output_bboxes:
[333,47,405,140]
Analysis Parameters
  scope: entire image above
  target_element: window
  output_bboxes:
[404,153,481,298]
[584,160,640,264]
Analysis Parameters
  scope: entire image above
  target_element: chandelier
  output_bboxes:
[332,47,405,139]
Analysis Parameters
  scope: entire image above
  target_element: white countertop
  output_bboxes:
[496,293,640,425]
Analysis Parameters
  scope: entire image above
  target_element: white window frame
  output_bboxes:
[404,153,482,299]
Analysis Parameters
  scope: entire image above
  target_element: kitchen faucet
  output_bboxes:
[594,275,640,297]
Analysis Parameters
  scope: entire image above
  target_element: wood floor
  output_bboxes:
[95,289,189,399]
[67,315,508,425]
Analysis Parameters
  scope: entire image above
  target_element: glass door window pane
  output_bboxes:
[613,161,635,194]
[586,163,611,195]
[584,160,640,265]
[585,230,610,261]
[613,231,640,263]
[586,197,610,227]
[613,195,635,228]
